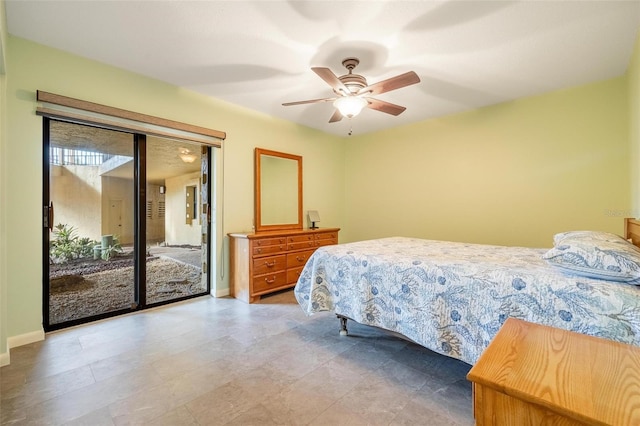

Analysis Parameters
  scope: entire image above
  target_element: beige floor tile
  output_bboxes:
[308,403,379,426]
[1,291,474,426]
[62,406,115,426]
[24,365,164,425]
[144,405,199,426]
[185,381,262,424]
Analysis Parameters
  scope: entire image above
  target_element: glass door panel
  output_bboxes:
[145,137,209,304]
[47,121,136,326]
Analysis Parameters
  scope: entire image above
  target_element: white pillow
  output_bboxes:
[552,230,625,246]
[543,235,640,284]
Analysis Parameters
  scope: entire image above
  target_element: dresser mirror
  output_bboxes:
[254,148,302,232]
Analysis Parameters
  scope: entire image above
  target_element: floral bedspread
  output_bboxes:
[294,237,640,365]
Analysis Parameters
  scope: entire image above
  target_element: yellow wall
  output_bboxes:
[0,0,7,362]
[2,36,345,350]
[630,32,640,216]
[343,77,630,248]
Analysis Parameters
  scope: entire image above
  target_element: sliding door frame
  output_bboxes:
[42,118,140,331]
[135,134,146,308]
[39,91,223,331]
[42,119,213,331]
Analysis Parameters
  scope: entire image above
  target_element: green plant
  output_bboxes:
[101,236,123,261]
[50,224,98,263]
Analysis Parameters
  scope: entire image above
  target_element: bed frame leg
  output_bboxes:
[337,315,348,336]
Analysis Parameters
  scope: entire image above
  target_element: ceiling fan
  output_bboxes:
[283,57,421,123]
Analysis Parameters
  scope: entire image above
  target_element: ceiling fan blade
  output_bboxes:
[365,98,407,116]
[312,67,350,96]
[328,110,343,123]
[358,71,420,96]
[282,97,335,106]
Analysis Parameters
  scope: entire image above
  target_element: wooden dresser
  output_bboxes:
[467,318,640,425]
[228,228,340,303]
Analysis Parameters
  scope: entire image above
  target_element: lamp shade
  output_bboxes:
[333,96,368,118]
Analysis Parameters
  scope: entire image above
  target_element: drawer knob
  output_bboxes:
[265,276,276,284]
[265,261,276,267]
[296,256,306,263]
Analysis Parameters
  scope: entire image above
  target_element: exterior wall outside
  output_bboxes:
[101,177,134,245]
[50,172,168,250]
[51,164,102,242]
[165,172,201,246]
[146,183,165,244]
[344,77,630,248]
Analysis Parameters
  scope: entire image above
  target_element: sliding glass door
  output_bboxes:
[45,121,136,327]
[145,137,209,305]
[44,120,211,330]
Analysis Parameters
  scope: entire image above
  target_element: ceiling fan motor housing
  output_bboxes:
[338,74,367,94]
[337,57,367,94]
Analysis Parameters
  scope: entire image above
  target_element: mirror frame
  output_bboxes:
[254,148,303,232]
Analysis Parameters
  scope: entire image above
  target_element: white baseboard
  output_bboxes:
[8,329,45,349]
[0,351,9,367]
[214,288,230,298]
[1,329,44,367]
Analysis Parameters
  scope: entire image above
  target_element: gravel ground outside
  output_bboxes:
[49,256,204,325]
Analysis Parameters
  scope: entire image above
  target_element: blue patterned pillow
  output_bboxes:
[552,230,626,246]
[543,236,640,284]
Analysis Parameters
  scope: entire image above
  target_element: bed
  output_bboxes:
[294,219,640,365]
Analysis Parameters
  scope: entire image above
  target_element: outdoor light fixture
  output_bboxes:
[179,149,197,163]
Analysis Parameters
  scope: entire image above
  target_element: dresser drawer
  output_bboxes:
[253,236,287,247]
[253,271,287,293]
[315,232,338,241]
[253,244,286,256]
[253,255,286,275]
[287,266,304,284]
[288,240,316,251]
[288,234,315,243]
[316,238,337,247]
[286,249,315,268]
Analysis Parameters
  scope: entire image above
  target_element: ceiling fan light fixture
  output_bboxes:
[333,96,368,118]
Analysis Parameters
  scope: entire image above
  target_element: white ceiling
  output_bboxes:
[6,1,640,136]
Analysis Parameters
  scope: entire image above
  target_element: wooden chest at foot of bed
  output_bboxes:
[467,318,640,425]
[228,228,339,303]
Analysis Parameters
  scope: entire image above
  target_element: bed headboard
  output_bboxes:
[625,218,640,248]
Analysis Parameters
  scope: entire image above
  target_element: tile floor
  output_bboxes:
[0,291,474,425]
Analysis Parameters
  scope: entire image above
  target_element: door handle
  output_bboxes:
[50,202,54,230]
[44,202,54,230]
